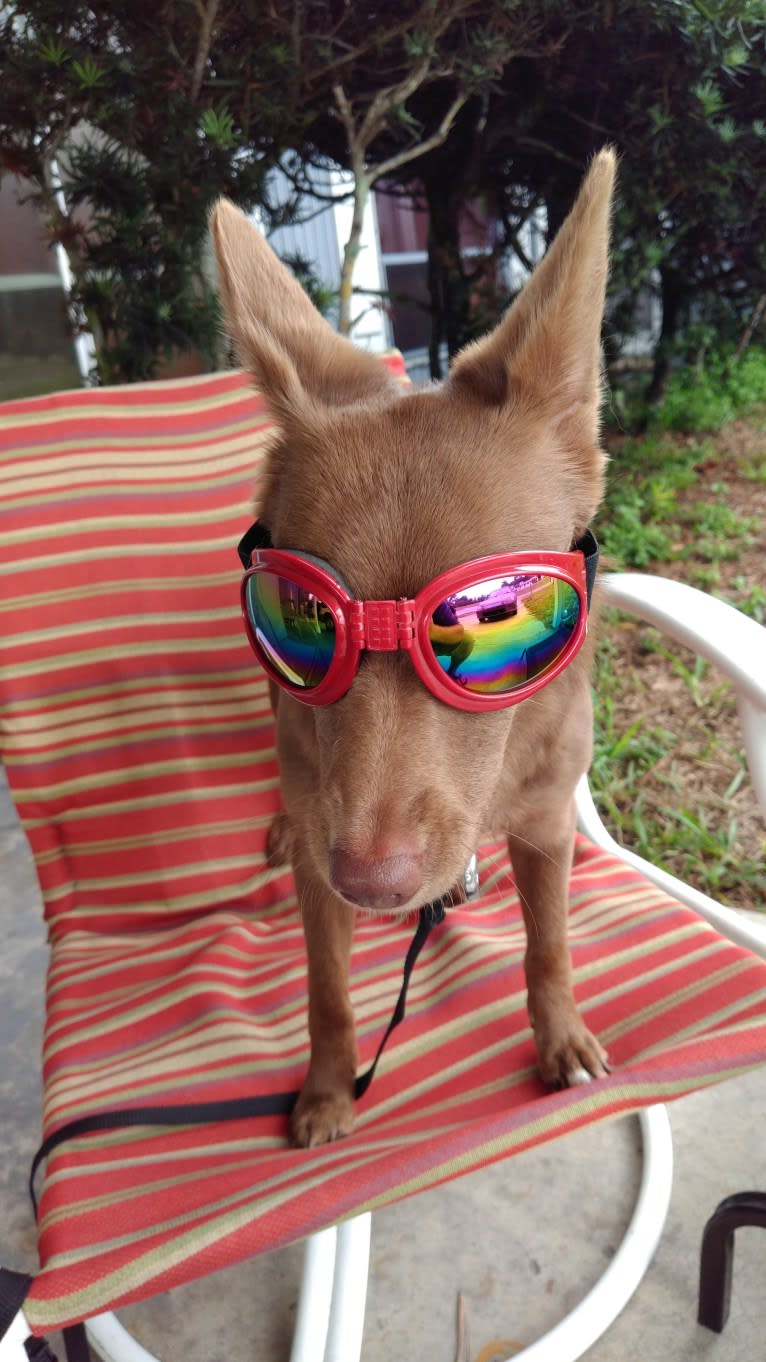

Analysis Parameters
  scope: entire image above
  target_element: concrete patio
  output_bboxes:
[1,767,764,1361]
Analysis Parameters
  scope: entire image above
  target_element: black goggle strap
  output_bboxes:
[574,527,600,610]
[237,519,273,568]
[238,522,600,609]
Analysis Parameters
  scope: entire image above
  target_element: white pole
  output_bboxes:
[290,1226,338,1362]
[49,157,97,384]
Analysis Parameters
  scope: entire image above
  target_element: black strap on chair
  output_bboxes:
[59,1328,91,1362]
[5,898,449,1362]
[0,1266,32,1340]
[28,897,446,1214]
[0,1262,110,1362]
[0,1265,65,1360]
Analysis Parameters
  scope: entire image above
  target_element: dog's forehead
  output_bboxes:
[277,387,577,596]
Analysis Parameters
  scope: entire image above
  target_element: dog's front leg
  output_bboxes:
[508,806,609,1088]
[290,860,358,1148]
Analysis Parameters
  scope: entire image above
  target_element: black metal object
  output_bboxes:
[698,1190,766,1331]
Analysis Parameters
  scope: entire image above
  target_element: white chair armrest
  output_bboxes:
[599,573,766,710]
[576,775,766,956]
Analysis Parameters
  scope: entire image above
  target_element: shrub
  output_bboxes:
[656,346,766,433]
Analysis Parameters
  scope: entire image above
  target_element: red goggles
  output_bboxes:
[237,523,598,713]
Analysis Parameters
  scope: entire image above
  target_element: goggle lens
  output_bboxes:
[245,571,336,689]
[428,574,580,695]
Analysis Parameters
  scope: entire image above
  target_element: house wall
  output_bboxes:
[0,174,80,399]
[263,164,390,354]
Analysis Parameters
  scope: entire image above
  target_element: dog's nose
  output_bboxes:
[329,843,425,910]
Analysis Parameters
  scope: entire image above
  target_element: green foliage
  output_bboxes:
[71,55,105,90]
[731,577,766,622]
[657,369,737,432]
[199,108,237,151]
[57,133,225,382]
[591,596,766,905]
[592,354,765,903]
[0,1,282,383]
[2,1,766,389]
[600,358,763,572]
[602,449,757,572]
[684,495,759,561]
[601,500,675,568]
[1,0,534,380]
[655,347,766,432]
[597,429,699,569]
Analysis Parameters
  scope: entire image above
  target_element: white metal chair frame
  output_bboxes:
[3,570,765,1362]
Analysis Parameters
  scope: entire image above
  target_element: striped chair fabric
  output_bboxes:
[2,360,766,1334]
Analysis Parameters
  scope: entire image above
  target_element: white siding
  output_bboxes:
[257,164,390,353]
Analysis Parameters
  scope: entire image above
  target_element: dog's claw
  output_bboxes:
[568,1065,595,1086]
[535,1019,610,1090]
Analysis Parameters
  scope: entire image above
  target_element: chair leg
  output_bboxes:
[510,1106,674,1362]
[4,1112,677,1362]
[296,1113,672,1362]
[0,1308,34,1361]
[0,1220,367,1362]
[85,1312,161,1361]
[698,1191,766,1333]
[290,1226,339,1362]
[324,1215,371,1362]
[290,1215,372,1362]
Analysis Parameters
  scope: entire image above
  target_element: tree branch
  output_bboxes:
[190,0,221,103]
[296,0,479,93]
[372,91,469,179]
[733,292,766,360]
[275,153,355,205]
[355,59,432,148]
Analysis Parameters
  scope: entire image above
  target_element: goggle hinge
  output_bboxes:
[352,600,416,652]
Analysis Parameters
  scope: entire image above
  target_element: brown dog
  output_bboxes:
[211,149,615,1147]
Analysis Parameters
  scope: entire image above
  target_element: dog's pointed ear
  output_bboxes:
[449,149,616,435]
[210,199,394,420]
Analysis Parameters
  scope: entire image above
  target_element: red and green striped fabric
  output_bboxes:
[2,364,766,1334]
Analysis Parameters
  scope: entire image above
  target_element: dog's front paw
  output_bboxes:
[534,1016,610,1090]
[290,1085,356,1148]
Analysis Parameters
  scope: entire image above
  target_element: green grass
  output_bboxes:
[590,348,766,908]
[597,441,689,569]
[597,387,762,577]
[731,577,766,623]
[590,626,766,906]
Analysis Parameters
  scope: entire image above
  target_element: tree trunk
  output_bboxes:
[426,231,446,380]
[646,266,686,408]
[424,174,474,377]
[337,171,371,337]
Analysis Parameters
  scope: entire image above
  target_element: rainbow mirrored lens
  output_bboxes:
[246,571,336,689]
[428,574,580,694]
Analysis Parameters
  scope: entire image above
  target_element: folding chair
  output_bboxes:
[1,359,765,1362]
